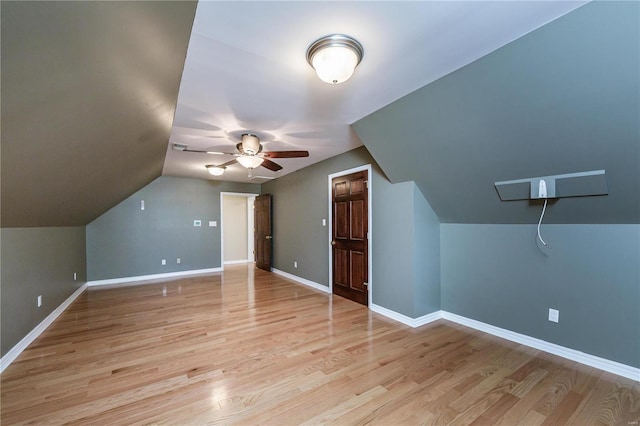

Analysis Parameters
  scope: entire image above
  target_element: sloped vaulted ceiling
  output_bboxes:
[1,1,197,227]
[353,1,640,224]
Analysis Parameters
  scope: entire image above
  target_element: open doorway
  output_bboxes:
[221,192,259,267]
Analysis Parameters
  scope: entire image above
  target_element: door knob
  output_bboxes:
[266,235,272,240]
[331,241,336,246]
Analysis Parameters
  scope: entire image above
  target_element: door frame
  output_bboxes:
[247,196,256,262]
[220,192,259,269]
[327,164,373,306]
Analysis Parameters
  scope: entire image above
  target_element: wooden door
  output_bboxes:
[254,194,272,271]
[332,170,368,305]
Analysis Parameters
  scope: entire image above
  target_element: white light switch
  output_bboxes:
[194,220,202,227]
[161,259,167,265]
[140,200,145,210]
[209,221,217,227]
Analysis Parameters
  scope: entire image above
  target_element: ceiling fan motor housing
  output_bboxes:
[241,134,261,155]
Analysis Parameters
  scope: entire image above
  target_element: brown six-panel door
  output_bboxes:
[254,194,272,271]
[332,170,368,305]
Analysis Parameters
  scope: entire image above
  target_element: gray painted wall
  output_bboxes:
[371,180,415,316]
[441,224,640,368]
[262,147,441,318]
[1,226,86,356]
[413,185,441,317]
[263,147,373,287]
[87,176,259,280]
[353,1,639,224]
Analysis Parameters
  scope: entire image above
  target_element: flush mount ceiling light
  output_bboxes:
[306,34,363,84]
[206,165,225,176]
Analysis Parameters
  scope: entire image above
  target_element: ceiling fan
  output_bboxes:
[173,133,309,177]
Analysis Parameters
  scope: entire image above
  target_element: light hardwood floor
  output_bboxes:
[1,265,638,425]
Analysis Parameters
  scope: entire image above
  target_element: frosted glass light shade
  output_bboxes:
[307,35,363,85]
[312,46,358,84]
[237,155,264,169]
[206,165,225,176]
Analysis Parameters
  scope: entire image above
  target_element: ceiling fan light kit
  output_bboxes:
[206,165,225,176]
[306,34,363,84]
[236,155,265,169]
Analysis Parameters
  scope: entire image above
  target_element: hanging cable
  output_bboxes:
[537,198,548,247]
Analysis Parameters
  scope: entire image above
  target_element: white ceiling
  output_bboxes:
[162,1,587,184]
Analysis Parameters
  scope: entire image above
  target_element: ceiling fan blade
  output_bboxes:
[208,151,237,155]
[260,158,283,171]
[218,159,238,168]
[262,150,309,158]
[182,148,235,155]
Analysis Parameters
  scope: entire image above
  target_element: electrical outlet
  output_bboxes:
[294,261,298,268]
[177,258,181,264]
[548,308,559,323]
[37,295,42,308]
[161,259,167,266]
[322,219,326,227]
[194,220,202,227]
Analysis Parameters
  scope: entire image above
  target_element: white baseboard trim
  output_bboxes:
[87,268,223,287]
[362,304,639,381]
[441,311,640,382]
[224,260,250,265]
[370,303,442,328]
[1,283,88,374]
[271,268,330,294]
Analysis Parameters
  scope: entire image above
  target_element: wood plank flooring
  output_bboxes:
[1,265,638,425]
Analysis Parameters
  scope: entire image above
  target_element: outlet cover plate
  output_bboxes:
[548,308,559,323]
